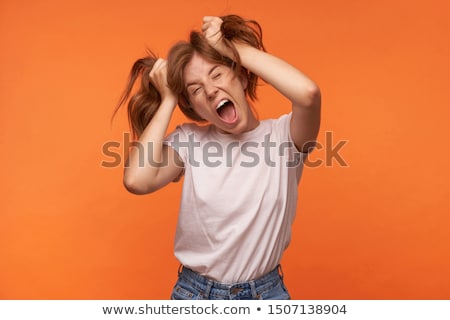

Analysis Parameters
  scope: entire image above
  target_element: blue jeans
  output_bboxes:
[171,265,291,300]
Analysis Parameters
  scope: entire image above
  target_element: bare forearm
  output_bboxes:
[234,43,320,108]
[234,42,321,152]
[124,98,177,191]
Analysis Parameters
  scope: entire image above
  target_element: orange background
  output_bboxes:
[1,0,449,299]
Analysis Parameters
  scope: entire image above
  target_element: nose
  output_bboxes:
[204,83,218,100]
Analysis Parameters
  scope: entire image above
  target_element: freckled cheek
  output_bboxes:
[191,101,214,118]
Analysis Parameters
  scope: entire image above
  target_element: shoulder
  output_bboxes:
[274,112,292,125]
[166,122,212,139]
[262,112,292,134]
[259,113,291,127]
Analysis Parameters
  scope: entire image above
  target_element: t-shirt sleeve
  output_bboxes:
[163,125,190,164]
[275,113,308,181]
[276,112,311,155]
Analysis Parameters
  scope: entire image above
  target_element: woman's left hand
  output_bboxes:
[202,16,231,57]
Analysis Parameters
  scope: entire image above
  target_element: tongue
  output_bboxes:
[217,103,236,122]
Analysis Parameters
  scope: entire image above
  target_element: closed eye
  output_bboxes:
[191,87,202,95]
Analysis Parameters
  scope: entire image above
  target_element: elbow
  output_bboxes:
[294,83,321,109]
[123,175,155,195]
[304,84,321,108]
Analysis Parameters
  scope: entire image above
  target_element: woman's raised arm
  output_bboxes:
[123,59,184,194]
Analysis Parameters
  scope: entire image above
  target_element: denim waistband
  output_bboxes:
[177,265,284,299]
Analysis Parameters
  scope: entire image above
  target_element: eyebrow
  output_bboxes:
[185,65,221,89]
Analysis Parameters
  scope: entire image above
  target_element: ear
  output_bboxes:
[239,73,248,90]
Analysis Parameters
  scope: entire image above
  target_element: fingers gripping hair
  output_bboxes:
[112,51,162,139]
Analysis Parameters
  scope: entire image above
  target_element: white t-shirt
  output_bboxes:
[165,113,306,283]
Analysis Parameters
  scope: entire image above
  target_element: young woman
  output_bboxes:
[115,15,321,300]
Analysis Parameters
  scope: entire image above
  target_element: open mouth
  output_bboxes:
[216,99,237,123]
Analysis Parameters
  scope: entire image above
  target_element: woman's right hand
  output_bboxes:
[149,58,177,104]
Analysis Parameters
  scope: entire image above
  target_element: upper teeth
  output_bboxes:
[216,99,229,109]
